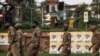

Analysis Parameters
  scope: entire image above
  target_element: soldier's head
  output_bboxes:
[15,23,22,30]
[64,23,69,31]
[89,25,97,32]
[32,21,38,28]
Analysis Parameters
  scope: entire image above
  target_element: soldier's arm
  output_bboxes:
[8,34,15,51]
[17,30,23,39]
[9,27,15,44]
[58,44,63,51]
[22,35,26,50]
[36,28,41,37]
[8,27,15,51]
[36,28,41,44]
[89,33,99,51]
[58,33,65,51]
[89,44,94,51]
[89,39,99,51]
[17,30,23,47]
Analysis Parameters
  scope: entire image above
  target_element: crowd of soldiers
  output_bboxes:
[6,21,41,56]
[5,21,100,56]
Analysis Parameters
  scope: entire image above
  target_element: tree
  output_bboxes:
[12,0,41,26]
[74,5,85,27]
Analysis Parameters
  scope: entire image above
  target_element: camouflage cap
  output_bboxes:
[15,23,22,27]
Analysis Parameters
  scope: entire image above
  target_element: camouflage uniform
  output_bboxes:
[16,29,24,56]
[8,26,15,43]
[91,32,100,56]
[7,26,15,56]
[89,25,100,56]
[27,26,41,56]
[61,31,71,56]
[7,23,24,56]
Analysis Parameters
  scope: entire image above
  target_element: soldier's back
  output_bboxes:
[92,32,100,45]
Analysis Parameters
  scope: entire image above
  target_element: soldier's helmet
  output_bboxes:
[15,23,22,27]
[89,25,97,31]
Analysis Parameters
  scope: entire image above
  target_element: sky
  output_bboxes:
[35,0,93,5]
[0,0,93,5]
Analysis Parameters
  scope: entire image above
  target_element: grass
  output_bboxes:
[0,52,6,56]
[0,52,93,56]
[39,53,92,56]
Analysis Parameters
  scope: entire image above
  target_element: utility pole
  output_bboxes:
[31,7,33,27]
[41,6,44,27]
[41,2,46,27]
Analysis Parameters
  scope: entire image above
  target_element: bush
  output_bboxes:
[42,25,51,30]
[22,22,32,29]
[88,18,99,25]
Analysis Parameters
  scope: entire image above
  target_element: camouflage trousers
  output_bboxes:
[92,45,100,56]
[27,43,39,56]
[7,44,23,56]
[61,48,71,56]
[7,51,13,56]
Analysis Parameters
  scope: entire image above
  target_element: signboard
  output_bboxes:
[0,33,9,45]
[49,4,58,13]
[49,32,93,54]
[84,11,88,22]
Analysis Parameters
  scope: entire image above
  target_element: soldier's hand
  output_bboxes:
[89,47,91,51]
[58,46,61,51]
[58,47,60,51]
[58,44,63,51]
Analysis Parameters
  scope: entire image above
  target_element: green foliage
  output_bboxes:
[75,5,86,16]
[42,25,51,30]
[22,22,32,29]
[23,0,42,25]
[88,18,100,25]
[78,16,86,29]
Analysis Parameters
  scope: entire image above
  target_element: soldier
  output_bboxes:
[89,25,100,56]
[27,21,41,56]
[7,23,24,56]
[14,23,24,56]
[7,23,15,56]
[58,24,71,56]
